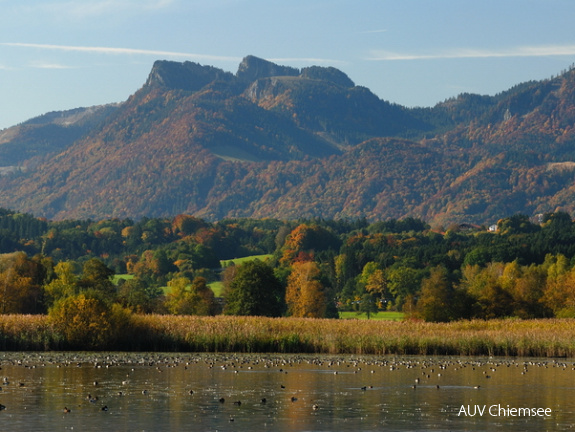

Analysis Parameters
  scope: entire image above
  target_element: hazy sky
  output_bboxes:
[2,0,575,130]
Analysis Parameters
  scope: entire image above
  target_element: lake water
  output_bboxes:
[0,352,572,431]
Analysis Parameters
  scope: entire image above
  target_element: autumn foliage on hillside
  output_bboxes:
[3,59,575,225]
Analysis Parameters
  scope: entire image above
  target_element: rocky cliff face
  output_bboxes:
[145,56,356,96]
[243,65,356,102]
[145,60,235,91]
[236,55,299,82]
[300,66,354,88]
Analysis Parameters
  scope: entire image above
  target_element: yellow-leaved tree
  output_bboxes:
[49,292,131,349]
[165,276,216,315]
[286,261,327,318]
[0,252,45,314]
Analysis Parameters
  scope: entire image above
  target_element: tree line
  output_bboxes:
[2,208,575,322]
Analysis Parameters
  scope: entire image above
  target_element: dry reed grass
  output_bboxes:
[0,314,574,356]
[121,315,575,357]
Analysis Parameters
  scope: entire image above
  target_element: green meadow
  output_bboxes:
[221,254,273,267]
[112,274,135,284]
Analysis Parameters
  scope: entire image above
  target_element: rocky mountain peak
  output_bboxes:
[300,66,355,88]
[145,60,234,91]
[236,55,299,82]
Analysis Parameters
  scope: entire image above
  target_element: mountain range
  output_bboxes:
[2,55,575,226]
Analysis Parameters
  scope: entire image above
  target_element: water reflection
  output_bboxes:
[0,353,572,431]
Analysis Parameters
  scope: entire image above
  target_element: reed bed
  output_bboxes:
[0,315,57,350]
[0,314,574,357]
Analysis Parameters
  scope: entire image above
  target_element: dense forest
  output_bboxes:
[2,208,575,323]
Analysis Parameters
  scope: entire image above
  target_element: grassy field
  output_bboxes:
[220,254,273,267]
[112,274,134,285]
[208,281,224,297]
[339,311,404,320]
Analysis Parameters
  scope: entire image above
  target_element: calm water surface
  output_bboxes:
[0,352,572,431]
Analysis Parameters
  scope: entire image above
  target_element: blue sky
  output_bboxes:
[1,0,575,130]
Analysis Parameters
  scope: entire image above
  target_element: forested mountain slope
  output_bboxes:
[1,56,575,225]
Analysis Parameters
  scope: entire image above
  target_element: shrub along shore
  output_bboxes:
[0,314,574,357]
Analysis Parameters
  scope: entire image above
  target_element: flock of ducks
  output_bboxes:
[0,353,570,421]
